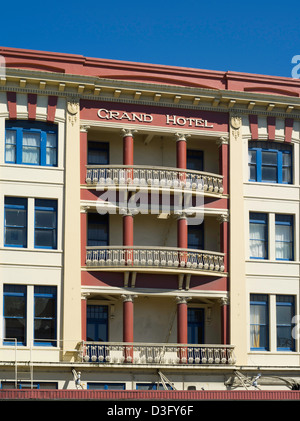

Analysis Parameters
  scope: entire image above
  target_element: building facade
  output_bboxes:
[0,47,299,393]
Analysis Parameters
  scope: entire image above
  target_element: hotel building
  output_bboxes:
[0,47,299,394]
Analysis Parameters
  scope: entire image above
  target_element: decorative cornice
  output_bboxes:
[1,68,300,119]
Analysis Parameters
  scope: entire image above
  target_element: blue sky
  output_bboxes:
[1,0,300,78]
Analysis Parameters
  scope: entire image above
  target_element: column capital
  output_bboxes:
[219,296,229,306]
[121,294,138,303]
[81,292,90,300]
[216,136,229,147]
[175,211,188,220]
[121,128,137,138]
[80,125,90,133]
[174,133,190,142]
[217,213,229,223]
[176,296,191,304]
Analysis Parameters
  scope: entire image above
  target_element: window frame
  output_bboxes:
[34,286,57,347]
[276,295,295,351]
[250,294,269,351]
[4,197,27,248]
[87,141,109,165]
[5,120,58,167]
[187,149,204,172]
[188,223,204,250]
[87,383,125,390]
[249,212,268,260]
[87,213,109,247]
[3,285,27,346]
[275,214,294,261]
[34,199,57,250]
[248,141,292,184]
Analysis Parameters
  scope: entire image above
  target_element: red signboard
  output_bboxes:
[80,100,229,132]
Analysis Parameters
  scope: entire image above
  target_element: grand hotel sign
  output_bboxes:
[80,100,228,131]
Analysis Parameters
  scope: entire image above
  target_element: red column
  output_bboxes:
[81,293,89,341]
[177,297,188,343]
[123,213,134,246]
[81,210,87,266]
[176,297,190,363]
[122,129,134,166]
[122,294,136,362]
[218,136,229,195]
[80,126,89,185]
[220,297,229,345]
[176,134,187,169]
[177,215,188,249]
[122,128,135,262]
[219,214,229,272]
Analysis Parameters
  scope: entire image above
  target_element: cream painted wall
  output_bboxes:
[241,113,300,366]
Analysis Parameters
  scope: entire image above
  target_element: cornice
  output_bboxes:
[1,67,300,119]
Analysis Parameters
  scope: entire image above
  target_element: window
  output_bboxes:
[136,383,173,390]
[87,383,125,390]
[87,213,109,247]
[275,215,294,261]
[250,294,269,350]
[249,213,268,259]
[3,285,57,347]
[248,141,292,184]
[88,141,109,165]
[188,308,205,344]
[86,305,108,342]
[276,296,295,351]
[188,223,204,250]
[5,120,57,166]
[34,286,57,346]
[4,197,27,248]
[187,150,203,171]
[1,382,58,389]
[3,285,27,345]
[34,199,57,249]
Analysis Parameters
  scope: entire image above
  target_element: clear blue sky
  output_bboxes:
[1,0,300,78]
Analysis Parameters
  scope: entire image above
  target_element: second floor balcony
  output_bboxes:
[86,245,225,274]
[86,165,224,196]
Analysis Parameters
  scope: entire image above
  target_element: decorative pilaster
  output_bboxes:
[63,98,81,356]
[229,112,247,364]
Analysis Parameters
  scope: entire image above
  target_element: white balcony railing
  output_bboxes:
[86,246,225,273]
[78,342,236,365]
[86,165,224,194]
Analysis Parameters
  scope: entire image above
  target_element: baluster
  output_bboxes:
[106,168,112,185]
[133,249,140,266]
[86,169,92,184]
[201,348,207,364]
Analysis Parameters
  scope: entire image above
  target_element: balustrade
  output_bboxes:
[86,246,225,273]
[78,342,236,365]
[86,165,223,194]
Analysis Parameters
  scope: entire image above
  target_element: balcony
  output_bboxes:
[86,246,225,274]
[86,165,224,196]
[78,341,236,365]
